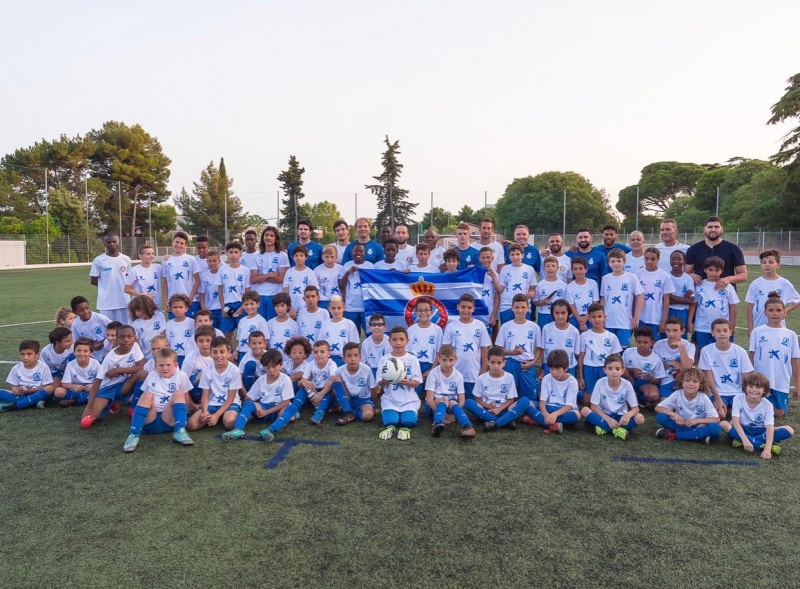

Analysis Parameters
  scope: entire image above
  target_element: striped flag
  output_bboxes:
[360,268,488,331]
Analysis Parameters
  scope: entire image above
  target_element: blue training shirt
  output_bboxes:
[341,239,385,265]
[566,248,607,283]
[287,241,324,270]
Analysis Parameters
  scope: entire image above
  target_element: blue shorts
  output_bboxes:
[142,412,173,435]
[768,389,789,414]
[659,381,676,398]
[188,301,201,319]
[350,397,374,410]
[344,311,365,334]
[499,308,531,325]
[319,300,329,310]
[582,365,605,393]
[51,370,64,380]
[220,302,242,333]
[97,382,125,402]
[208,309,223,330]
[569,316,592,331]
[607,328,632,348]
[537,313,555,329]
[694,331,714,351]
[709,393,734,407]
[638,321,662,341]
[258,296,276,321]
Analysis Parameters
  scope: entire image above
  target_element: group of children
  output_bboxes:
[2,239,798,459]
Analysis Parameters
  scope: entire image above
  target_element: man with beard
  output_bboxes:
[394,225,417,270]
[566,228,607,284]
[287,219,323,269]
[685,216,747,289]
[503,224,542,275]
[331,220,351,263]
[594,225,631,257]
[342,217,385,265]
[472,218,505,272]
[655,218,688,273]
[544,233,573,283]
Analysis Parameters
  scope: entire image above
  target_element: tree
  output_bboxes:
[243,214,271,236]
[0,216,25,234]
[48,187,88,236]
[175,159,246,245]
[423,206,452,232]
[278,155,305,241]
[495,171,615,236]
[309,200,343,240]
[366,136,417,229]
[768,72,800,185]
[150,203,178,235]
[616,162,705,220]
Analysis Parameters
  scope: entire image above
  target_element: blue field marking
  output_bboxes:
[215,435,341,469]
[613,456,760,467]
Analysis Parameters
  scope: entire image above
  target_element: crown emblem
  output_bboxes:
[409,277,436,297]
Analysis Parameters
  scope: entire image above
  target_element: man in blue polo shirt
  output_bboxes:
[684,216,747,289]
[594,225,631,257]
[342,217,385,265]
[504,224,542,274]
[287,219,323,269]
[453,222,480,269]
[566,228,607,284]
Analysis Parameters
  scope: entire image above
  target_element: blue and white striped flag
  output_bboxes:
[360,268,488,331]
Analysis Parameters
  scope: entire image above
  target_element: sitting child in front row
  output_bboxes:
[464,345,531,432]
[721,372,794,458]
[425,344,476,439]
[523,349,581,433]
[0,340,55,412]
[331,342,377,425]
[55,337,101,408]
[654,367,721,444]
[580,354,643,440]
[187,336,242,432]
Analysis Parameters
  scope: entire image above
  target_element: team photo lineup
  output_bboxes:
[4,215,798,458]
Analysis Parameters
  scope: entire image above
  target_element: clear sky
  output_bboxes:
[2,0,799,226]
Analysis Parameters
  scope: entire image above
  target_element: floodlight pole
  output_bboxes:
[716,186,720,217]
[635,186,640,231]
[85,177,90,262]
[118,181,122,239]
[563,189,566,236]
[44,169,50,264]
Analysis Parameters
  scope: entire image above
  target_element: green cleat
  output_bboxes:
[36,400,46,409]
[123,434,140,453]
[397,427,412,441]
[732,439,743,449]
[222,429,247,441]
[595,426,607,436]
[0,401,16,413]
[612,427,627,441]
[768,443,782,456]
[259,428,275,442]
[172,428,194,445]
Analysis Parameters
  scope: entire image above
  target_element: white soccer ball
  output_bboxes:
[380,357,406,384]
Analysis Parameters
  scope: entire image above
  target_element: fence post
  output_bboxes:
[789,231,792,252]
[67,234,71,262]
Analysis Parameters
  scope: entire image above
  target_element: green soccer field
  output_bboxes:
[1,265,800,588]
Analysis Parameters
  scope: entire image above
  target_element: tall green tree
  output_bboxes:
[278,155,305,241]
[309,200,343,241]
[616,162,705,220]
[424,206,452,232]
[495,171,614,236]
[366,136,417,229]
[175,159,246,245]
[768,72,800,186]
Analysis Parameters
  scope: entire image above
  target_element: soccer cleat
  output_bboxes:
[731,439,743,448]
[335,413,355,426]
[109,401,121,415]
[506,420,518,431]
[59,399,77,408]
[771,444,782,456]
[0,401,16,413]
[547,423,564,434]
[36,400,46,409]
[397,427,412,441]
[595,426,607,436]
[702,436,711,445]
[483,420,498,433]
[221,428,246,441]
[521,415,536,426]
[460,426,476,439]
[80,414,96,429]
[259,428,275,442]
[431,422,445,437]
[655,428,676,441]
[172,428,194,445]
[123,434,140,453]
[378,425,396,440]
[309,410,325,426]
[612,427,628,441]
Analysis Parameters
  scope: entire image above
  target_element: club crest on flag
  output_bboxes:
[404,277,448,328]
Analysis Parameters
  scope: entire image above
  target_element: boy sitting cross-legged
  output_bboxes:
[187,336,243,432]
[331,342,378,425]
[464,345,531,432]
[522,349,581,433]
[0,340,56,412]
[580,353,644,440]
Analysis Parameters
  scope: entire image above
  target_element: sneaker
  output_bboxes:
[655,428,676,441]
[612,427,628,441]
[36,400,46,409]
[109,401,121,415]
[506,420,518,431]
[702,436,711,445]
[378,425,396,440]
[59,399,77,408]
[335,413,355,426]
[732,439,743,448]
[483,420,498,433]
[542,422,564,434]
[123,434,139,453]
[309,410,324,426]
[595,426,607,436]
[172,428,194,445]
[521,415,536,426]
[80,414,96,429]
[259,428,275,442]
[397,427,412,441]
[221,428,246,441]
[0,401,15,413]
[460,426,476,439]
[431,422,445,437]
[771,444,782,456]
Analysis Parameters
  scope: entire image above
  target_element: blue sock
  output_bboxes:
[774,428,793,444]
[64,390,81,401]
[434,402,448,424]
[17,389,50,409]
[292,388,309,411]
[315,393,332,415]
[585,412,611,432]
[332,382,353,413]
[77,391,90,404]
[525,405,547,427]
[557,410,580,426]
[129,405,150,435]
[451,404,472,428]
[464,399,497,422]
[235,401,257,430]
[172,402,187,431]
[498,398,530,427]
[270,405,298,433]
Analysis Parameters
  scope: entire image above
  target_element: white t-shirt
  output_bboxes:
[499,264,537,312]
[657,389,717,420]
[443,319,491,382]
[220,263,251,305]
[333,242,349,264]
[636,267,676,325]
[90,253,132,310]
[578,329,622,367]
[252,251,290,296]
[622,348,668,382]
[407,323,444,367]
[749,325,800,392]
[408,264,440,274]
[669,272,695,311]
[731,394,774,429]
[566,279,599,317]
[297,308,330,344]
[425,366,465,401]
[474,371,518,404]
[314,264,344,302]
[497,320,542,362]
[477,270,497,321]
[167,318,195,357]
[698,344,754,398]
[590,377,638,415]
[283,267,319,311]
[239,351,266,379]
[601,272,644,329]
[652,339,696,386]
[655,242,688,273]
[39,344,72,374]
[542,322,580,369]
[281,357,308,379]
[472,240,505,272]
[181,349,214,384]
[396,244,417,269]
[361,336,392,371]
[133,312,166,360]
[694,280,739,332]
[199,269,223,311]
[301,358,338,390]
[624,253,646,274]
[143,370,192,412]
[373,260,405,271]
[746,276,800,329]
[62,357,102,386]
[267,317,300,362]
[161,254,200,298]
[336,362,376,399]
[6,360,54,388]
[553,254,573,283]
[533,278,568,316]
[429,246,446,270]
[236,314,269,354]
[246,372,295,405]
[539,373,579,408]
[71,312,111,360]
[342,261,375,312]
[199,362,243,407]
[240,251,260,271]
[378,352,422,412]
[318,318,360,358]
[97,343,144,388]
[125,263,162,309]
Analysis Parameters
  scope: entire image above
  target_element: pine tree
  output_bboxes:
[278,155,305,241]
[365,136,417,230]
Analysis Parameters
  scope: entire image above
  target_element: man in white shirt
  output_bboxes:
[90,233,132,324]
[394,225,417,269]
[472,218,505,272]
[655,218,688,273]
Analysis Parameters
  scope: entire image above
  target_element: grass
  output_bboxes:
[1,265,800,588]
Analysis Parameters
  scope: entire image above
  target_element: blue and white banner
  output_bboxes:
[360,268,488,331]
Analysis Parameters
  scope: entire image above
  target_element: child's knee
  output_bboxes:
[774,408,786,418]
[54,387,66,398]
[633,413,645,425]
[580,407,591,418]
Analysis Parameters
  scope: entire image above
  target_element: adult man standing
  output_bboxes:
[379,225,394,245]
[241,229,260,270]
[565,228,607,284]
[89,233,131,324]
[594,225,631,257]
[503,225,542,274]
[287,219,323,269]
[394,225,417,270]
[655,218,689,272]
[472,218,505,272]
[423,229,446,270]
[684,216,747,289]
[544,233,573,283]
[332,219,351,263]
[342,217,385,265]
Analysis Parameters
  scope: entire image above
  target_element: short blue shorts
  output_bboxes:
[142,412,173,435]
[768,389,789,414]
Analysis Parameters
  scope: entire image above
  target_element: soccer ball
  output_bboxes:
[380,357,406,383]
